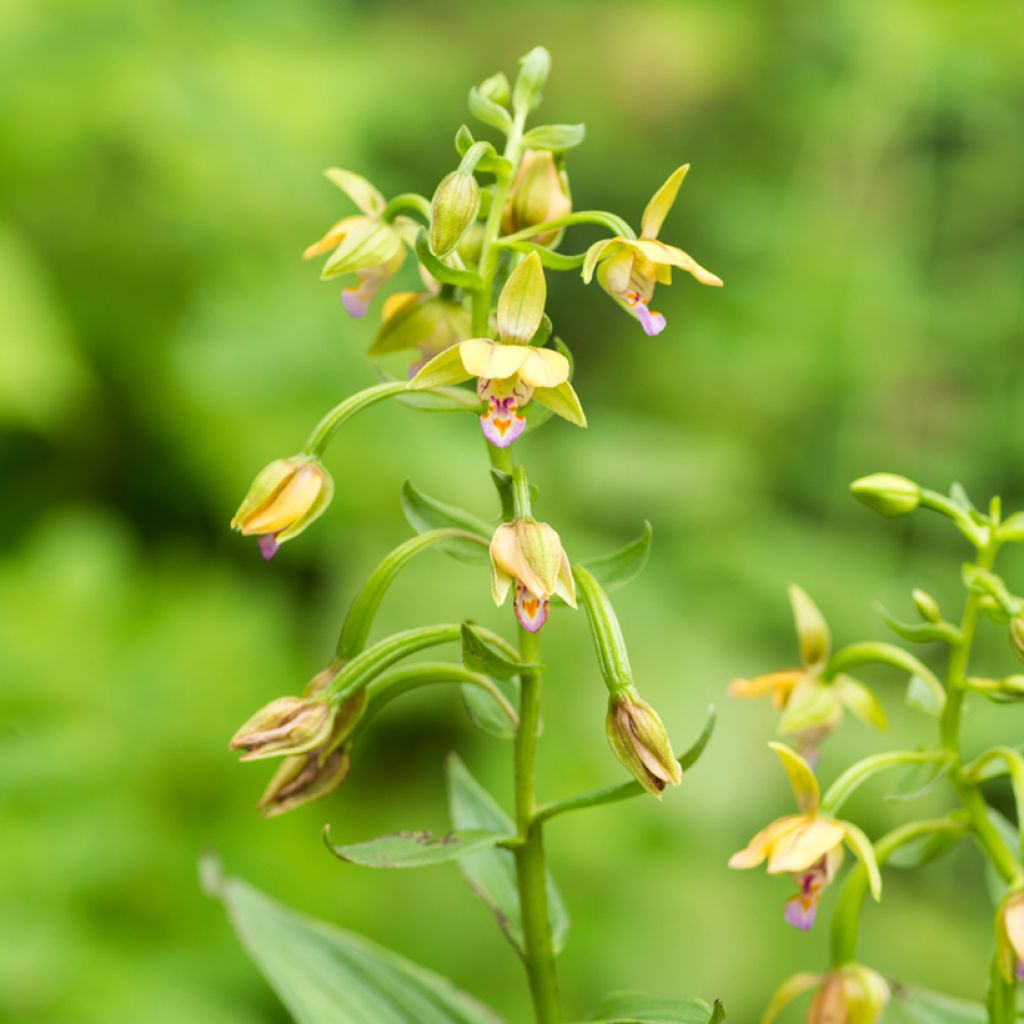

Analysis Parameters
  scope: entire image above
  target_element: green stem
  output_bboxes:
[512,464,532,519]
[495,210,635,245]
[380,192,432,222]
[514,627,561,1023]
[305,382,409,456]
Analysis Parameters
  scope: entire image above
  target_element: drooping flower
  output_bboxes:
[729,743,881,931]
[228,696,334,761]
[606,688,682,798]
[582,164,722,336]
[303,168,416,318]
[762,965,889,1024]
[729,585,887,764]
[231,455,333,560]
[409,253,586,447]
[490,517,576,632]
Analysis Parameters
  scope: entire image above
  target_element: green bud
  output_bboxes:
[808,965,888,1024]
[477,71,510,107]
[513,46,551,115]
[849,473,921,517]
[912,588,942,623]
[605,688,682,798]
[228,696,334,762]
[429,171,480,257]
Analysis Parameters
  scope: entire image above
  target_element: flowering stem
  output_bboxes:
[514,626,561,1023]
[380,192,432,223]
[512,465,532,519]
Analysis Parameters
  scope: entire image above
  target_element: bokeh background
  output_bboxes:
[3,0,1024,1020]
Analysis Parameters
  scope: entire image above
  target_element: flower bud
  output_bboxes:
[490,517,576,632]
[807,965,888,1024]
[502,151,572,247]
[512,46,551,114]
[228,697,334,761]
[605,688,682,798]
[912,588,942,623]
[849,473,921,518]
[231,455,333,559]
[1010,617,1024,663]
[258,746,352,818]
[430,171,480,256]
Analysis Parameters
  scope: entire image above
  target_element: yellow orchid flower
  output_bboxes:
[581,164,722,335]
[730,586,887,763]
[303,168,416,318]
[729,743,881,930]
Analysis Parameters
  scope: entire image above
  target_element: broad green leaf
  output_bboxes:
[581,990,725,1023]
[885,983,986,1023]
[446,755,569,955]
[580,523,653,593]
[206,864,503,1024]
[401,482,491,564]
[325,827,509,868]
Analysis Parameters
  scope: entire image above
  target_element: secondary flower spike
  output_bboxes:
[304,168,415,318]
[582,164,722,335]
[231,455,334,559]
[490,517,576,632]
[729,585,887,763]
[729,743,881,930]
[409,253,586,447]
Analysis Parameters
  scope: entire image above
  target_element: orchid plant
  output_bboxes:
[208,47,725,1024]
[731,473,1024,1023]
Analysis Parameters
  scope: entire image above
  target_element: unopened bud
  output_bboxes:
[912,588,942,623]
[502,150,572,247]
[807,964,888,1024]
[512,46,551,114]
[849,473,921,518]
[231,455,333,560]
[258,746,352,818]
[229,697,333,761]
[605,688,682,798]
[430,171,480,256]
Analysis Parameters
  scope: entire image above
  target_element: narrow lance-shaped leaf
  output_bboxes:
[580,522,653,593]
[324,826,510,869]
[579,990,725,1024]
[204,862,503,1024]
[401,481,491,564]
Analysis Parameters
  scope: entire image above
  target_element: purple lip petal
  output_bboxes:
[634,301,667,337]
[784,896,816,932]
[514,589,549,633]
[259,535,280,561]
[480,398,527,448]
[341,288,370,319]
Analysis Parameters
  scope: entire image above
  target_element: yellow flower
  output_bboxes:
[729,586,887,763]
[303,168,415,318]
[729,743,881,930]
[231,455,333,560]
[582,164,722,335]
[490,517,576,632]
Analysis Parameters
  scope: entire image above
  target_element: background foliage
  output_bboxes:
[2,0,1023,1020]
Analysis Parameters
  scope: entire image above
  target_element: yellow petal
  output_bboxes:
[728,815,804,869]
[628,239,723,286]
[518,347,570,389]
[728,670,802,707]
[459,339,531,380]
[641,163,689,240]
[766,817,846,874]
[241,466,324,535]
[302,215,362,260]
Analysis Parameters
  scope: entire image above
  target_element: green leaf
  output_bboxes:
[462,676,520,741]
[461,622,539,680]
[325,827,509,868]
[468,85,513,132]
[580,523,653,593]
[521,123,587,151]
[877,604,961,645]
[401,482,491,564]
[205,864,503,1024]
[886,983,986,1023]
[886,827,963,868]
[679,705,717,772]
[580,990,724,1023]
[886,758,950,802]
[446,755,570,955]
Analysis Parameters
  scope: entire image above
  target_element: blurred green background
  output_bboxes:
[3,0,1024,1020]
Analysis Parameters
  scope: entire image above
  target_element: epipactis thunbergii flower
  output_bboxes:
[231,454,333,560]
[409,253,586,447]
[996,891,1024,982]
[729,585,887,764]
[228,696,334,761]
[582,164,722,336]
[303,168,416,318]
[490,516,576,632]
[729,742,881,931]
[502,149,572,247]
[763,965,889,1024]
[606,687,682,798]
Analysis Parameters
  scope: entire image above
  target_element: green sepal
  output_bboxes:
[336,530,489,660]
[876,603,961,645]
[528,312,553,347]
[580,991,725,1024]
[401,481,491,563]
[414,230,483,290]
[203,861,502,1024]
[574,563,634,694]
[461,622,540,680]
[521,123,586,151]
[832,674,888,731]
[497,251,546,345]
[446,755,570,955]
[324,826,510,869]
[321,219,402,279]
[468,83,513,133]
[533,381,587,429]
[408,344,473,391]
[323,167,386,217]
[579,522,653,593]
